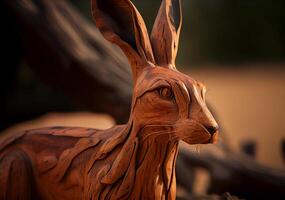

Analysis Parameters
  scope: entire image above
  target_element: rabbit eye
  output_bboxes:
[159,87,174,100]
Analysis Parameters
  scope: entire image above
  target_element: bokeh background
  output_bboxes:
[74,0,285,66]
[1,0,285,198]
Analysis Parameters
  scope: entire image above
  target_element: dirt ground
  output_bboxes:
[1,64,285,170]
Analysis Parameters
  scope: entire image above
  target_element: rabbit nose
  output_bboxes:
[205,126,219,135]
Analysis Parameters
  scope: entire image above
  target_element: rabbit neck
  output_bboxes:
[95,123,179,199]
[129,126,179,199]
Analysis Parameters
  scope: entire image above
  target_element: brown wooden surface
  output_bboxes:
[0,0,219,199]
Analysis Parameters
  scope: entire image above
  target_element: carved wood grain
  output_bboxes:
[0,0,219,199]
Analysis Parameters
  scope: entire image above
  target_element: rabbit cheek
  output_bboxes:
[133,92,178,125]
[175,119,212,144]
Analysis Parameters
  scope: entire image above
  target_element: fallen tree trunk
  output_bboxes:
[177,145,285,200]
[1,0,132,125]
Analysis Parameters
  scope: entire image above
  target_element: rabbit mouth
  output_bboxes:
[193,121,219,144]
[208,131,219,144]
[177,120,219,145]
[201,125,219,144]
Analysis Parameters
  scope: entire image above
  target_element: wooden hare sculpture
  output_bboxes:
[0,0,219,199]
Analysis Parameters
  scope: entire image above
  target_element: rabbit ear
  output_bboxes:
[91,0,155,80]
[151,0,182,69]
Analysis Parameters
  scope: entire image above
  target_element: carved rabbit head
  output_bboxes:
[92,0,219,144]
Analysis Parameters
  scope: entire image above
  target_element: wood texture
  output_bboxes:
[0,0,219,199]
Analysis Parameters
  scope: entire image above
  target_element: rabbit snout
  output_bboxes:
[175,119,218,144]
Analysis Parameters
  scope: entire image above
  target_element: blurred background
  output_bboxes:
[0,0,285,199]
[74,0,285,66]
